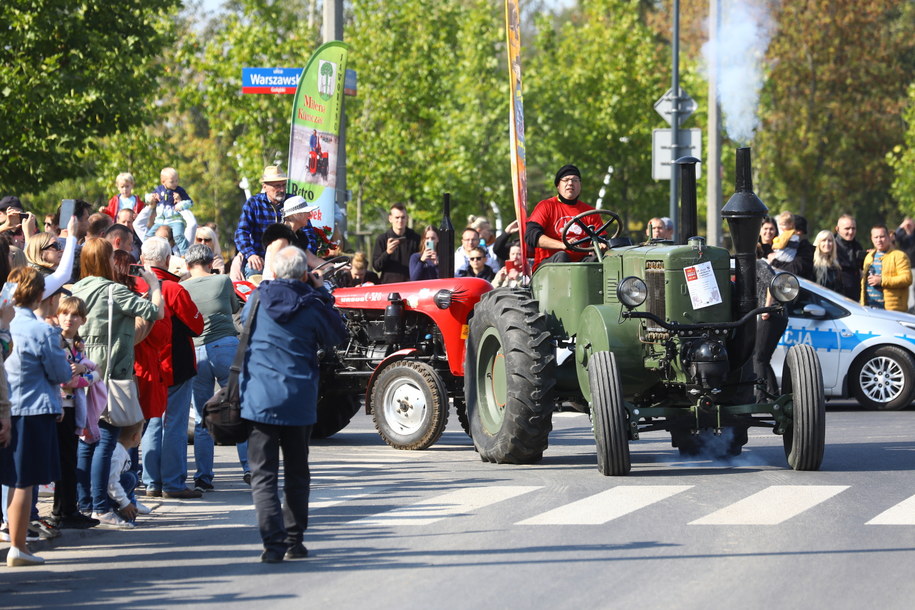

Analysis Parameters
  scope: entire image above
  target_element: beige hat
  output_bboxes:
[261,165,288,183]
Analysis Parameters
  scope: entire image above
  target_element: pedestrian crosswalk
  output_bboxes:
[309,483,915,528]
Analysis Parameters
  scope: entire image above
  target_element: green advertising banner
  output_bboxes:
[287,41,349,240]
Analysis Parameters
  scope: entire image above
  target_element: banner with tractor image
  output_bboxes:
[287,41,348,241]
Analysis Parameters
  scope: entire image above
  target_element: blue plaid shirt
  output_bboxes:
[234,192,320,260]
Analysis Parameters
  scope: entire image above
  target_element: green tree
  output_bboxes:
[0,0,181,195]
[755,0,915,230]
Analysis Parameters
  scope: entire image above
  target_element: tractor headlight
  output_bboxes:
[617,276,648,308]
[433,289,452,309]
[770,272,800,303]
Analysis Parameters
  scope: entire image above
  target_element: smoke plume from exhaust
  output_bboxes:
[702,1,775,143]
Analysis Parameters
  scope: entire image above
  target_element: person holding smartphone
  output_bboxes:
[409,226,440,281]
[372,203,421,283]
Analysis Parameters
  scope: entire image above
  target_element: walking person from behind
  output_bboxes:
[862,224,912,312]
[240,246,347,563]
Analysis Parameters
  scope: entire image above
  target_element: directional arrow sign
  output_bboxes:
[654,87,697,127]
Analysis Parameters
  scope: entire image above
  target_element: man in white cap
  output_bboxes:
[234,165,293,279]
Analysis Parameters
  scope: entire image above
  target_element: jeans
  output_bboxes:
[192,337,239,484]
[247,422,312,553]
[141,379,194,492]
[147,217,189,254]
[118,471,139,513]
[237,441,249,473]
[76,420,120,514]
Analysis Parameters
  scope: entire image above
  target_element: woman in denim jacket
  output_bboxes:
[1,267,72,566]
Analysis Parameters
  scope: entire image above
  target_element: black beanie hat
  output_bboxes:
[554,164,581,187]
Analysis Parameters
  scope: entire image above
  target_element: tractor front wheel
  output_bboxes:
[782,344,826,470]
[371,360,448,450]
[464,290,555,463]
[589,351,630,475]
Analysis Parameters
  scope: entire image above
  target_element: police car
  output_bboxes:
[772,279,915,410]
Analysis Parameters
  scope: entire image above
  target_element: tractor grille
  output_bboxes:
[645,260,665,329]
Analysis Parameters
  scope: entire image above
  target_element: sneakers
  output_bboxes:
[135,500,152,515]
[243,472,252,486]
[260,548,285,563]
[91,511,136,529]
[7,546,45,567]
[31,518,62,539]
[54,512,100,529]
[2,524,41,542]
[163,487,203,499]
[285,542,309,559]
[193,478,214,492]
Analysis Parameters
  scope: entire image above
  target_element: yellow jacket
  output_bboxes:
[861,248,912,312]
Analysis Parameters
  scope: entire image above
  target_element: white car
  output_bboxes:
[772,279,915,410]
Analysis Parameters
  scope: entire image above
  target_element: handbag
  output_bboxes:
[101,284,145,427]
[204,291,260,445]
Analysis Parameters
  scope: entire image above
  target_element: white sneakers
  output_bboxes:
[91,512,135,529]
[135,500,152,515]
[7,546,45,567]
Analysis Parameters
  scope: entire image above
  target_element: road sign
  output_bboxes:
[654,87,697,127]
[242,67,302,94]
[652,128,702,180]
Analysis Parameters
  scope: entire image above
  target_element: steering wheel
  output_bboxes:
[313,255,351,288]
[561,209,622,253]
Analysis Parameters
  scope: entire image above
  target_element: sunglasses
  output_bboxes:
[44,222,54,227]
[41,242,61,251]
[468,256,484,261]
[196,237,213,242]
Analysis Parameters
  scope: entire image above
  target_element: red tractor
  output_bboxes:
[314,273,492,449]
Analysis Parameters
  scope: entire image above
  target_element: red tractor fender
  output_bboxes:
[363,348,418,414]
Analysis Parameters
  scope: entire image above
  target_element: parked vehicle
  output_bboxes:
[772,279,915,410]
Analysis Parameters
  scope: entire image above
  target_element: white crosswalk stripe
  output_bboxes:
[866,494,915,525]
[689,485,849,525]
[353,486,541,527]
[310,486,392,510]
[517,485,693,525]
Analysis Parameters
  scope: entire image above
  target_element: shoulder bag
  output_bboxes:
[204,291,259,445]
[102,283,145,427]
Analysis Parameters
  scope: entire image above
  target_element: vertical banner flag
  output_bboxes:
[505,0,529,271]
[287,41,349,240]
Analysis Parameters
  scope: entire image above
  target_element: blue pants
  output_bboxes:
[76,420,120,514]
[141,379,194,493]
[115,470,139,519]
[192,338,238,484]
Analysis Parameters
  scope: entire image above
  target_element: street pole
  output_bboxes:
[669,0,681,241]
[323,0,346,247]
[706,0,722,246]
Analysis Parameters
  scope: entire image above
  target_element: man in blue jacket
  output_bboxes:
[239,246,347,563]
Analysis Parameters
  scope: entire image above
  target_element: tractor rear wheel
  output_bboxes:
[781,344,826,470]
[589,351,630,475]
[464,290,555,463]
[312,389,361,439]
[371,360,448,450]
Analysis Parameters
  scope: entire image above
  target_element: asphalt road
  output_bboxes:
[4,404,915,609]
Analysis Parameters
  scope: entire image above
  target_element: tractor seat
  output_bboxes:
[608,237,633,248]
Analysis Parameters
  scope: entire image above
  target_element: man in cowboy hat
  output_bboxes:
[235,166,309,279]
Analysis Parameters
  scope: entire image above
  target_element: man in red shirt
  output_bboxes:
[525,164,604,270]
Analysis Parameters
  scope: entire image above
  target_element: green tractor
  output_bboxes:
[464,148,826,475]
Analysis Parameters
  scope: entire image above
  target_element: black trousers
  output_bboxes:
[247,421,312,553]
[53,407,79,518]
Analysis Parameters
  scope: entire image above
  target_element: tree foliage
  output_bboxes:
[755,0,914,230]
[0,0,181,195]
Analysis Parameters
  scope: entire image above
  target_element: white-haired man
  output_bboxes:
[138,237,205,499]
[240,246,347,563]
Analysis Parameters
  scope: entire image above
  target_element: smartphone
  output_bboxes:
[394,236,407,241]
[504,260,516,273]
[59,199,75,230]
[425,239,435,251]
[128,264,144,277]
[0,282,16,307]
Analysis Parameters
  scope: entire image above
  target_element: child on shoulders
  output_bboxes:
[102,172,145,219]
[144,167,194,254]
